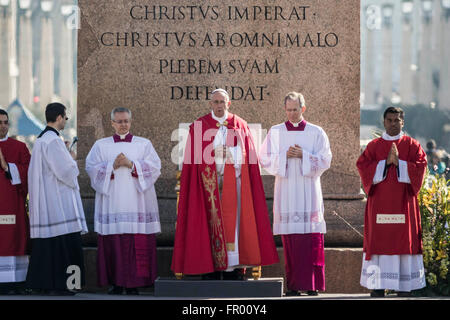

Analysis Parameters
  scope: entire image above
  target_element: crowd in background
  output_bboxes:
[425,139,449,179]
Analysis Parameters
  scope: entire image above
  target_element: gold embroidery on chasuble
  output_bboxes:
[201,166,227,269]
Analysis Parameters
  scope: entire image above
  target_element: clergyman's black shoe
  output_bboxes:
[397,291,412,297]
[201,272,222,280]
[0,282,27,295]
[370,289,385,297]
[307,290,319,296]
[125,288,139,295]
[108,285,124,295]
[223,269,245,281]
[285,290,301,296]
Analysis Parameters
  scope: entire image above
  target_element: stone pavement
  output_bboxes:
[0,292,448,300]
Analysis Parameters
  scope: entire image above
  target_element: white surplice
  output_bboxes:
[360,253,426,291]
[259,122,332,235]
[0,256,29,283]
[28,130,88,238]
[85,135,161,235]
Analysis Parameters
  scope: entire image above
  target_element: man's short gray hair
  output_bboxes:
[284,92,305,107]
[111,107,132,120]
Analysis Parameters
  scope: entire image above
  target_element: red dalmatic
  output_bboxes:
[356,135,427,260]
[0,138,31,256]
[171,113,279,275]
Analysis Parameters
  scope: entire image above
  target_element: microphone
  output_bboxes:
[69,136,78,152]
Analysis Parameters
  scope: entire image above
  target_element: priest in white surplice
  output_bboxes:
[27,103,88,295]
[259,92,332,296]
[86,107,161,295]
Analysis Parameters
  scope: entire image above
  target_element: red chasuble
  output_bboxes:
[0,138,31,256]
[171,113,279,275]
[356,135,427,260]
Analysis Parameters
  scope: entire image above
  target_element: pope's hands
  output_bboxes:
[215,146,234,164]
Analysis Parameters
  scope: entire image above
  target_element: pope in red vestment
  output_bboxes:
[171,89,279,276]
[0,111,31,266]
[357,107,427,255]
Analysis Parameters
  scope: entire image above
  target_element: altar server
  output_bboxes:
[27,103,88,295]
[259,92,332,296]
[86,107,161,295]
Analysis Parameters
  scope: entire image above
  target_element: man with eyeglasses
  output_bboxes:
[86,107,161,295]
[172,89,278,280]
[27,102,88,295]
[0,109,31,294]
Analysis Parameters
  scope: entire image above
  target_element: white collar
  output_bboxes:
[211,110,228,124]
[0,135,8,142]
[289,120,301,127]
[119,132,129,140]
[382,131,404,141]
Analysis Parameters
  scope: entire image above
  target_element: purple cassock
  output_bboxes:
[97,234,157,288]
[282,234,325,292]
[282,120,326,292]
[96,133,158,289]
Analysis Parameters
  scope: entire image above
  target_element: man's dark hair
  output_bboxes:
[0,108,8,120]
[426,139,436,151]
[45,103,66,123]
[383,106,404,120]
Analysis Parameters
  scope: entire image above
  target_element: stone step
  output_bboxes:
[154,277,284,298]
[83,247,369,294]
